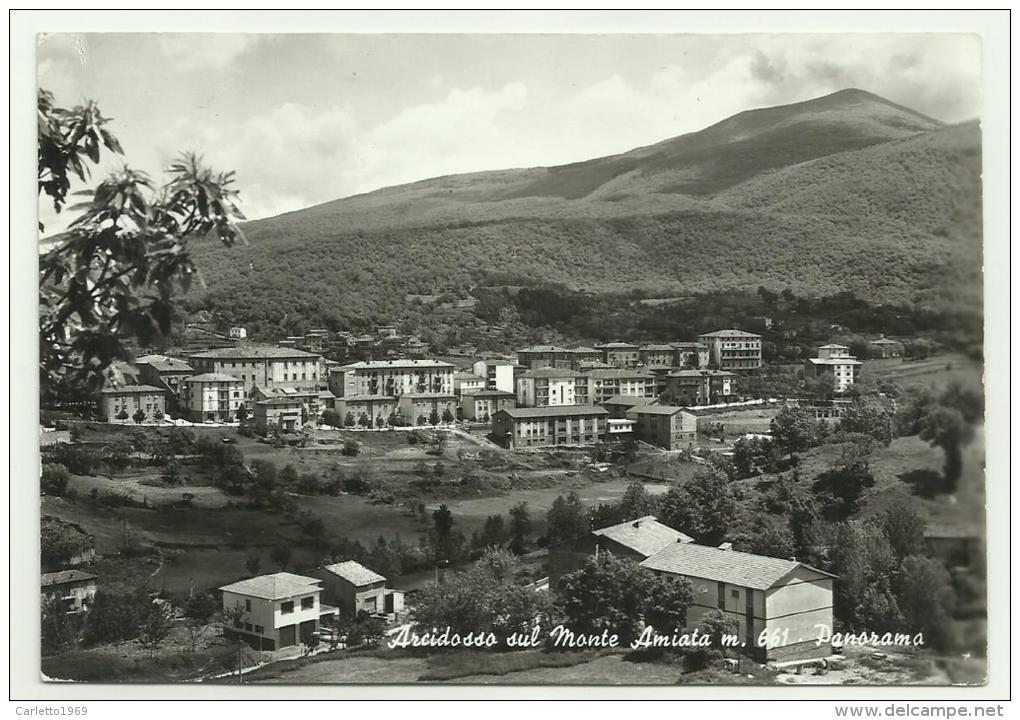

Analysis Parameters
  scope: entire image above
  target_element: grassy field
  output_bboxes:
[863,353,982,393]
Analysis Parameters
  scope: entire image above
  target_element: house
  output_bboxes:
[330,359,455,398]
[517,367,589,407]
[586,368,657,404]
[460,388,515,422]
[251,384,323,418]
[219,572,339,650]
[670,342,710,369]
[472,359,525,393]
[228,326,247,339]
[333,395,397,427]
[805,345,861,393]
[640,542,836,662]
[663,369,735,406]
[869,337,904,359]
[188,346,323,397]
[638,344,676,367]
[600,394,659,419]
[453,371,487,396]
[41,570,97,615]
[596,342,641,368]
[98,385,167,423]
[180,373,245,422]
[253,396,304,435]
[924,523,984,568]
[549,516,693,589]
[625,405,697,450]
[309,561,404,618]
[397,393,458,425]
[569,347,602,367]
[515,345,574,371]
[134,354,195,408]
[698,329,763,371]
[491,405,609,449]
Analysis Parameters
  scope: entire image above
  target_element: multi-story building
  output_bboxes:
[516,368,590,407]
[99,385,167,423]
[670,342,710,369]
[41,570,97,615]
[180,373,245,422]
[662,369,735,406]
[333,395,397,427]
[570,347,602,367]
[597,342,641,368]
[251,385,323,418]
[805,345,862,393]
[638,344,676,367]
[640,543,836,662]
[188,346,323,396]
[134,355,195,409]
[492,406,609,449]
[254,396,304,434]
[625,405,698,450]
[869,337,905,359]
[397,393,458,425]
[459,388,515,422]
[471,359,521,393]
[453,371,486,395]
[697,329,763,371]
[309,561,404,618]
[219,572,339,651]
[514,346,574,371]
[586,368,656,405]
[600,394,659,419]
[330,359,455,399]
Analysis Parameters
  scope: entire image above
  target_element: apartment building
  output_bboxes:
[188,346,322,394]
[134,354,195,408]
[471,359,522,393]
[459,388,515,422]
[491,406,609,449]
[516,368,590,407]
[333,395,397,427]
[596,342,641,368]
[869,337,905,359]
[662,369,735,406]
[670,342,710,369]
[453,371,487,395]
[253,396,303,434]
[329,359,454,398]
[99,385,167,423]
[515,345,575,371]
[638,344,676,367]
[698,329,763,371]
[180,373,245,422]
[586,368,657,404]
[805,344,862,393]
[625,405,698,450]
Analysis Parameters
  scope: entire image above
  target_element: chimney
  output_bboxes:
[718,542,733,551]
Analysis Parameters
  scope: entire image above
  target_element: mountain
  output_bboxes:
[186,88,982,338]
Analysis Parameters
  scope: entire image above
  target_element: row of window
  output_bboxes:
[280,596,316,614]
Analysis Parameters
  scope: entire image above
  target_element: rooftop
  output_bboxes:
[341,359,454,370]
[626,404,692,417]
[135,354,194,373]
[190,346,321,360]
[587,368,655,379]
[808,358,862,366]
[500,405,609,419]
[522,367,582,379]
[818,344,850,349]
[667,369,736,378]
[517,345,571,353]
[640,543,835,590]
[870,338,903,344]
[318,560,387,587]
[596,342,640,349]
[671,342,708,349]
[100,384,166,395]
[461,388,515,397]
[186,373,243,383]
[593,516,693,557]
[454,371,483,380]
[602,394,659,407]
[698,329,762,339]
[220,572,322,600]
[337,394,397,402]
[41,570,97,587]
[640,344,676,351]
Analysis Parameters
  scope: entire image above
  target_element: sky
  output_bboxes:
[37,33,982,232]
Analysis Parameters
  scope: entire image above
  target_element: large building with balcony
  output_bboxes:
[596,342,641,368]
[586,368,657,404]
[663,369,736,406]
[625,405,698,451]
[472,359,523,393]
[516,368,590,407]
[329,359,455,399]
[515,345,574,371]
[99,385,167,423]
[188,346,323,395]
[134,355,195,409]
[805,345,862,393]
[697,329,763,371]
[491,405,609,449]
[459,388,515,422]
[180,373,245,422]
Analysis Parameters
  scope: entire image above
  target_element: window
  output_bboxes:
[717,583,726,609]
[245,599,251,612]
[244,622,252,631]
[254,625,263,634]
[281,601,294,614]
[301,596,314,610]
[731,589,739,599]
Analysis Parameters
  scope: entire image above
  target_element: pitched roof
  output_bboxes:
[517,345,571,353]
[569,347,599,354]
[500,405,609,419]
[640,543,835,590]
[808,358,861,366]
[596,342,640,349]
[602,394,659,407]
[869,338,903,344]
[219,572,322,600]
[671,342,708,349]
[587,368,655,379]
[341,359,454,370]
[135,354,194,373]
[697,329,762,338]
[461,388,515,397]
[640,344,676,351]
[100,384,166,395]
[337,394,397,402]
[454,371,484,380]
[818,344,850,349]
[41,570,97,587]
[594,516,693,557]
[667,369,735,378]
[190,346,321,360]
[186,373,243,383]
[522,367,582,379]
[319,560,386,586]
[626,404,691,417]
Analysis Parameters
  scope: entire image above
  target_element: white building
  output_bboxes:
[472,359,519,393]
[180,373,245,422]
[805,344,862,393]
[219,572,339,650]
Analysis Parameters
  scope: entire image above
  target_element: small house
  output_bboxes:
[310,561,404,619]
[219,572,339,650]
[41,570,98,615]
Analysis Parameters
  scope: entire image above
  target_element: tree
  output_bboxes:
[441,407,454,423]
[429,409,441,426]
[183,591,217,652]
[235,403,249,424]
[245,554,261,577]
[427,504,464,565]
[152,408,164,423]
[642,573,694,633]
[41,463,71,496]
[83,588,146,646]
[557,553,651,644]
[878,501,927,560]
[38,89,245,397]
[320,409,340,428]
[658,469,735,545]
[770,406,822,455]
[270,545,292,571]
[618,482,653,521]
[546,492,591,546]
[358,413,370,428]
[341,439,360,457]
[829,522,902,632]
[739,515,796,560]
[919,407,973,491]
[115,409,130,424]
[251,459,278,491]
[344,412,356,428]
[812,461,876,521]
[895,555,957,650]
[474,514,509,550]
[160,460,181,486]
[279,464,299,485]
[839,401,895,446]
[132,408,147,424]
[508,501,532,554]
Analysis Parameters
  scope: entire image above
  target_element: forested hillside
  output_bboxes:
[183,89,982,339]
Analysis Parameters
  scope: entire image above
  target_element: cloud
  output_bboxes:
[157,34,255,72]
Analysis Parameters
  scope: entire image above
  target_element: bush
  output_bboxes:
[41,463,71,496]
[341,440,360,457]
